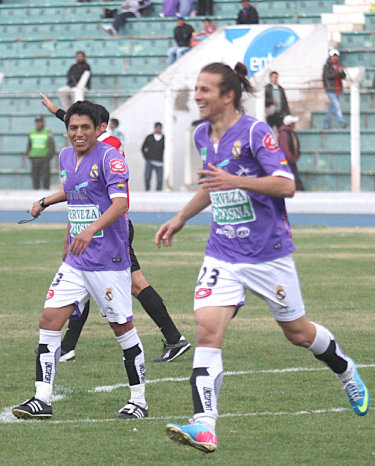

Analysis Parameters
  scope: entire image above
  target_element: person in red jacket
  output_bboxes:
[278,115,304,191]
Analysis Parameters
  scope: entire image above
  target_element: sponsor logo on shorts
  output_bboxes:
[46,289,54,300]
[105,288,113,301]
[110,158,127,174]
[274,242,282,249]
[263,133,280,152]
[195,288,212,299]
[276,286,286,300]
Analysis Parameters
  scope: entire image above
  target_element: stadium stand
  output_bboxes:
[0,0,374,190]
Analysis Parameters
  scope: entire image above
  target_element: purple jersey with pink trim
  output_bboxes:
[59,141,131,271]
[194,114,296,264]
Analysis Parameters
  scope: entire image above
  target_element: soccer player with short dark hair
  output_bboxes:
[13,101,148,420]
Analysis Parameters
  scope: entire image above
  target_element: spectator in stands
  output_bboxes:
[26,116,55,190]
[265,71,290,130]
[190,18,216,46]
[141,122,165,191]
[108,118,125,148]
[278,115,304,191]
[161,0,179,17]
[179,0,194,17]
[102,1,141,36]
[161,0,194,17]
[167,15,194,65]
[237,0,259,24]
[322,49,347,129]
[196,0,213,16]
[57,51,91,111]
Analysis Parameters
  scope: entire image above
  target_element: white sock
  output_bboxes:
[116,327,147,409]
[191,347,223,432]
[308,323,333,355]
[35,329,61,404]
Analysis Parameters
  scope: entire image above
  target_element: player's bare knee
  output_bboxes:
[284,330,313,347]
[131,271,149,296]
[110,320,134,336]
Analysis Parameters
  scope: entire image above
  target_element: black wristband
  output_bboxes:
[56,108,66,122]
[39,197,48,209]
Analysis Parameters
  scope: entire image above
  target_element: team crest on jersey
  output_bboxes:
[232,140,242,159]
[200,147,207,162]
[105,288,113,302]
[263,133,280,152]
[276,286,286,300]
[46,289,54,300]
[90,164,99,181]
[60,170,67,183]
[110,158,127,174]
[195,288,212,299]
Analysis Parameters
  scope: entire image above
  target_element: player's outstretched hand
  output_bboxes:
[197,163,237,192]
[68,227,95,256]
[40,92,59,115]
[155,216,185,248]
[30,200,44,218]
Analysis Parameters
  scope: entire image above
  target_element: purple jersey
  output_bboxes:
[59,141,130,271]
[194,114,296,264]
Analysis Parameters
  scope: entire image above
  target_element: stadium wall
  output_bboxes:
[1,191,375,227]
[111,24,328,192]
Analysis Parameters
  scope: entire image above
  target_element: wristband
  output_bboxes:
[39,197,48,208]
[56,108,66,122]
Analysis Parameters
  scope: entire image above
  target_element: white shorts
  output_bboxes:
[193,255,305,322]
[44,263,133,324]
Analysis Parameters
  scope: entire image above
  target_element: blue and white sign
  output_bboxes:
[225,25,314,77]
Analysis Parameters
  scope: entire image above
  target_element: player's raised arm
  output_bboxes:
[40,92,59,116]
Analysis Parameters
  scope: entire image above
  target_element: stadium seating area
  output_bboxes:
[0,0,374,190]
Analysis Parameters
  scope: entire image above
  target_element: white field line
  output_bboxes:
[2,364,374,424]
[1,407,352,425]
[91,363,375,393]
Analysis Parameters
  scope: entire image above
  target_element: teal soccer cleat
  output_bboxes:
[343,358,370,416]
[166,420,217,453]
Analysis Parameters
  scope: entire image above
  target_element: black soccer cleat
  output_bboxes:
[117,402,148,419]
[152,336,191,362]
[12,397,52,420]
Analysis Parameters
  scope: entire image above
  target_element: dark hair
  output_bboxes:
[270,70,278,77]
[200,62,254,112]
[110,118,119,127]
[65,101,100,129]
[154,122,162,128]
[95,104,110,125]
[76,51,86,57]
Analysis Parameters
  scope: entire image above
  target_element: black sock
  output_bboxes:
[61,301,90,352]
[314,340,348,374]
[136,286,181,344]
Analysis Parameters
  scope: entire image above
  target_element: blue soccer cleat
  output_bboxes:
[343,358,370,416]
[166,420,217,453]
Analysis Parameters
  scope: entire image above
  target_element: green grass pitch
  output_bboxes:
[0,223,374,465]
